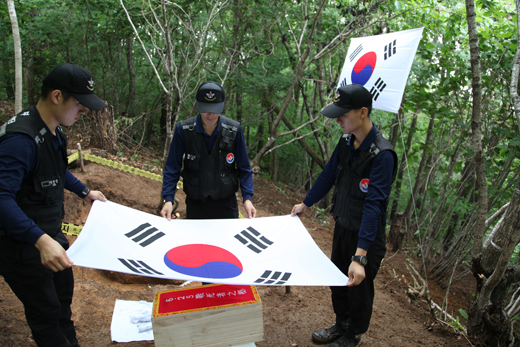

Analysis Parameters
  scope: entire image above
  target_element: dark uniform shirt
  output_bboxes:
[161,114,254,203]
[302,124,395,251]
[0,126,86,245]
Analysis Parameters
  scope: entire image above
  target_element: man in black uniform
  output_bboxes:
[291,84,397,347]
[0,63,108,347]
[161,81,256,220]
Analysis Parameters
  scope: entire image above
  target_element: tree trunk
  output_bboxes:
[2,57,14,99]
[440,160,475,251]
[465,0,487,259]
[270,148,278,182]
[256,122,265,154]
[235,81,243,124]
[388,111,401,149]
[90,103,117,155]
[306,159,317,191]
[7,0,22,113]
[467,177,520,346]
[390,112,417,223]
[23,53,36,106]
[388,212,405,252]
[126,36,136,117]
[403,112,436,242]
[464,0,512,345]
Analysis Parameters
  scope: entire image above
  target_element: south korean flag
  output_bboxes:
[67,200,349,286]
[338,27,424,113]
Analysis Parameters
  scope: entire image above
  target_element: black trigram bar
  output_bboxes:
[125,223,165,247]
[384,39,397,60]
[369,78,387,101]
[254,270,292,285]
[349,44,363,62]
[118,258,164,275]
[339,77,348,87]
[234,227,273,253]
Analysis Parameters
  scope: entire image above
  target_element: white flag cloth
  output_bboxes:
[67,200,348,286]
[337,27,424,113]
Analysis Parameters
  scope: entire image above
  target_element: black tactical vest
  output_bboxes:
[331,128,397,231]
[180,115,240,201]
[0,106,68,237]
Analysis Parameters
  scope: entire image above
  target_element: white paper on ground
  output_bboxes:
[110,299,154,342]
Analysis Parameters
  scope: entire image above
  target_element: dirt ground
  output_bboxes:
[0,149,481,347]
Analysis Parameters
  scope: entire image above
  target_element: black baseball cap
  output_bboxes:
[196,81,225,114]
[320,84,372,118]
[42,63,108,110]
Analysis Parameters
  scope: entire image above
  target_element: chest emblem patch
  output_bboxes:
[226,153,235,164]
[359,178,370,193]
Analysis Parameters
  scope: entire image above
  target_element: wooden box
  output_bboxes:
[152,284,263,347]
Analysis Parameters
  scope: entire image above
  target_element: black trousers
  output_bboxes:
[0,232,75,347]
[186,194,239,219]
[330,220,386,335]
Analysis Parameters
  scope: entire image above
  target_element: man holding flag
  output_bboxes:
[0,63,108,347]
[291,84,397,347]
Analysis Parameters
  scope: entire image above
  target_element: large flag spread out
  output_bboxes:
[338,27,424,113]
[67,201,348,286]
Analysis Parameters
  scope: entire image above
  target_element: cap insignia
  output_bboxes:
[333,91,341,103]
[205,91,216,101]
[87,78,95,91]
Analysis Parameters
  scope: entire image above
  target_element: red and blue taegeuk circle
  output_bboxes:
[164,244,243,279]
[359,178,370,193]
[351,52,377,86]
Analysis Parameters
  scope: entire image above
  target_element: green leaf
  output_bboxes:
[496,32,513,38]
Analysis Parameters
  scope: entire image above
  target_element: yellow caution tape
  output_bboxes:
[68,151,79,164]
[61,222,83,236]
[67,151,163,182]
[83,153,163,182]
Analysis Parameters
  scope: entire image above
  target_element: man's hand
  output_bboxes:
[161,201,174,221]
[347,261,366,286]
[84,190,107,204]
[34,234,73,272]
[347,248,368,286]
[291,203,309,217]
[244,200,257,219]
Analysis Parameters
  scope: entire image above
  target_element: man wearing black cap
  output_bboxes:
[291,84,397,347]
[0,63,108,347]
[161,81,256,221]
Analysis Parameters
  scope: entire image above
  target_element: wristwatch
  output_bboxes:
[351,255,367,266]
[80,186,91,198]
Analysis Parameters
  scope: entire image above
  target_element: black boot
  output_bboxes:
[327,332,361,347]
[312,321,349,344]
